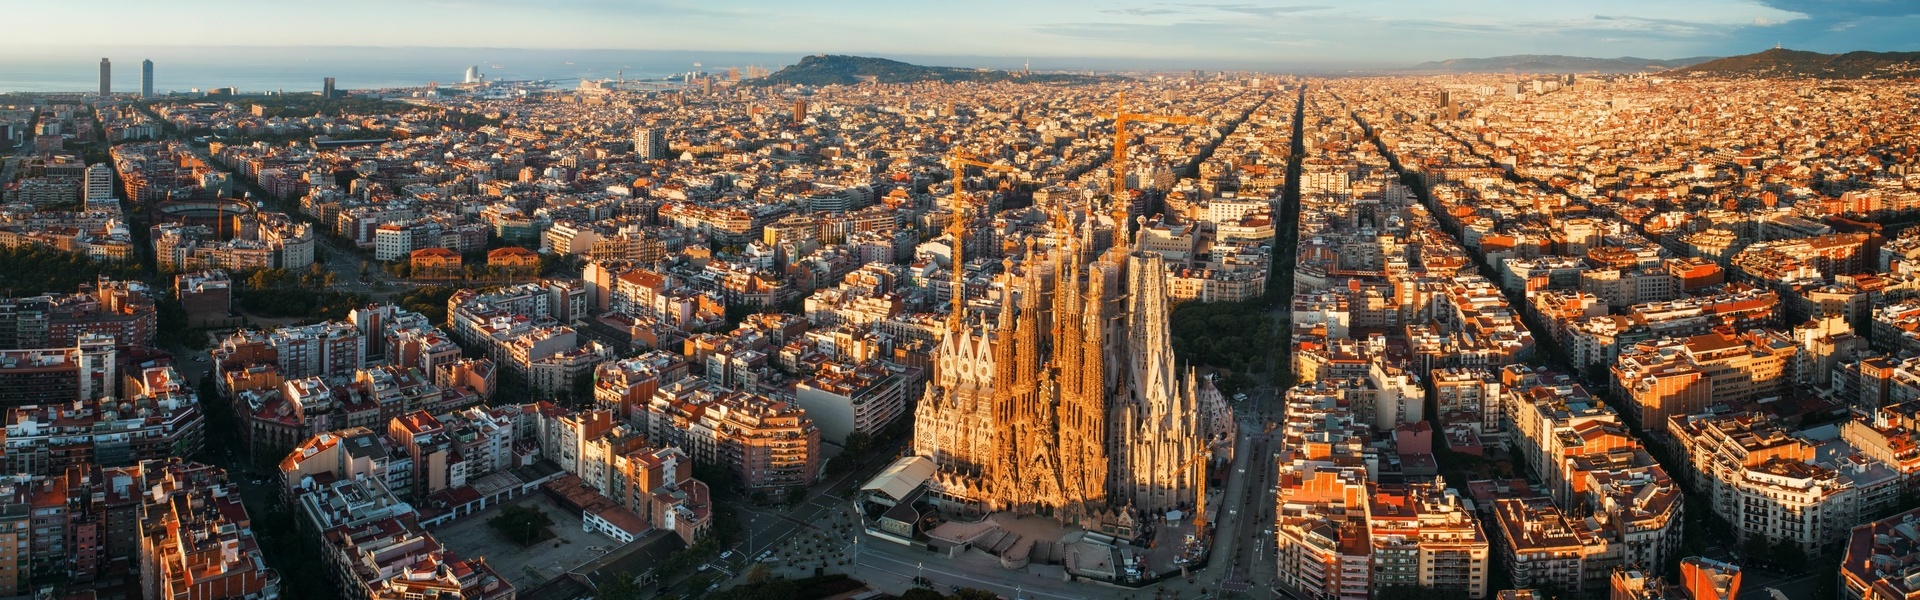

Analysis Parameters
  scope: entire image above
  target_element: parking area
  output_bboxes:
[430,494,615,589]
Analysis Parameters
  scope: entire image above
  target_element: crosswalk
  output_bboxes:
[1219,567,1251,592]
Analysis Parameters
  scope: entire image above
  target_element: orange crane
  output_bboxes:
[1102,94,1206,228]
[1180,450,1214,535]
[942,151,1018,330]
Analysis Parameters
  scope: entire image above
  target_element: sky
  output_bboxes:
[9,0,1920,69]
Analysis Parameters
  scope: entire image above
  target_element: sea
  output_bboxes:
[0,47,805,94]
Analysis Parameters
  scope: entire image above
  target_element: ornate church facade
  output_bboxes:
[912,222,1235,531]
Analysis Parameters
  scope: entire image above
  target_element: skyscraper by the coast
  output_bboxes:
[323,77,336,99]
[98,58,111,97]
[141,60,153,97]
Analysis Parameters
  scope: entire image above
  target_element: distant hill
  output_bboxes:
[1672,48,1920,79]
[1407,55,1715,74]
[752,54,1115,86]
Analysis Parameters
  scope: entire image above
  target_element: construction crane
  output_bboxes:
[1180,450,1214,535]
[1102,94,1207,230]
[942,151,1018,330]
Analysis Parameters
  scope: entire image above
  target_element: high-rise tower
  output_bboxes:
[98,58,111,97]
[141,59,153,98]
[323,77,336,99]
[84,163,114,201]
[634,127,668,160]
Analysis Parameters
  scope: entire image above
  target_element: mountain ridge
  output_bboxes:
[1673,47,1920,79]
[751,54,1115,86]
[1405,54,1717,74]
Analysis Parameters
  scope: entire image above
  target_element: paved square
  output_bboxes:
[430,494,614,589]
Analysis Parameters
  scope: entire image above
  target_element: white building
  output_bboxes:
[84,163,115,201]
[793,361,907,444]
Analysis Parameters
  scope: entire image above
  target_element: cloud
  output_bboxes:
[1103,7,1184,16]
[1189,3,1331,17]
[397,0,745,19]
[1721,0,1918,53]
[1588,14,1717,36]
[1034,17,1306,54]
[1100,3,1328,19]
[1750,0,1920,19]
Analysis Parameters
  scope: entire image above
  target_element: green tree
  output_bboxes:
[0,247,143,296]
[572,372,596,407]
[900,589,945,600]
[786,486,808,506]
[745,563,773,585]
[951,589,998,600]
[1376,586,1470,600]
[397,285,460,324]
[1811,556,1840,600]
[594,572,643,600]
[1771,538,1809,568]
[1742,535,1772,563]
[1535,582,1586,600]
[486,503,553,546]
[844,432,873,455]
[1585,362,1611,387]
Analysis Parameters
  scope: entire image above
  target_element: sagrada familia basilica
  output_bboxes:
[913,203,1237,531]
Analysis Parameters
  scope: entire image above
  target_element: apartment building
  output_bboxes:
[593,351,688,421]
[280,426,406,505]
[3,365,203,476]
[1367,483,1490,598]
[1273,468,1372,600]
[1670,411,1896,554]
[645,378,820,491]
[137,463,282,600]
[387,411,466,500]
[793,360,907,444]
[1843,507,1920,600]
[215,322,367,384]
[1491,497,1603,593]
[0,333,117,408]
[151,212,314,272]
[0,278,157,350]
[1612,328,1797,430]
[175,270,235,328]
[1504,374,1634,501]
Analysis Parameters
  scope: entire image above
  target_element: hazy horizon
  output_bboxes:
[0,42,1899,94]
[12,1,1918,70]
